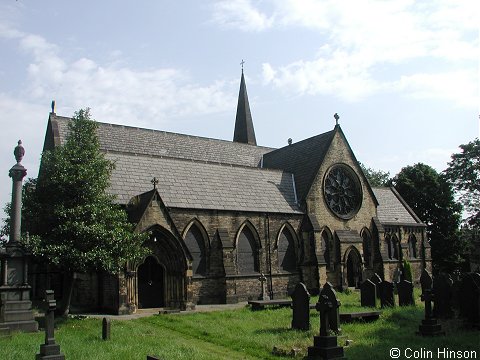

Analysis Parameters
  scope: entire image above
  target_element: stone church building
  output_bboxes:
[38,71,431,314]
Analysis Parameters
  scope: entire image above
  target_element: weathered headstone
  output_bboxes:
[258,273,270,301]
[321,282,341,334]
[379,281,395,308]
[433,273,454,318]
[397,280,415,306]
[102,317,111,340]
[417,269,444,336]
[36,290,65,359]
[307,283,345,359]
[291,282,310,330]
[458,272,480,329]
[393,268,402,284]
[370,273,382,299]
[360,279,376,307]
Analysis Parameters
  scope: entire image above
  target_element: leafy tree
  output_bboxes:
[402,259,413,282]
[391,163,466,273]
[444,138,480,229]
[25,109,148,315]
[359,162,391,187]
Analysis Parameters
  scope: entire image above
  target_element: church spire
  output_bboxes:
[233,63,257,146]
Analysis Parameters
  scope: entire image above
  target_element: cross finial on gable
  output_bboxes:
[151,177,159,190]
[334,113,339,126]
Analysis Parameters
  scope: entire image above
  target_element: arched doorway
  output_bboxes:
[138,256,165,308]
[345,248,362,288]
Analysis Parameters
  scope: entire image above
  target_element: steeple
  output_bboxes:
[233,65,257,146]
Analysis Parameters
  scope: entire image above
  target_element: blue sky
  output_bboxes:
[0,0,478,216]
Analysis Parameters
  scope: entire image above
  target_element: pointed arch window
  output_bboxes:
[361,229,372,267]
[184,224,207,275]
[321,230,332,270]
[388,234,399,260]
[408,234,417,259]
[277,226,296,272]
[237,225,259,274]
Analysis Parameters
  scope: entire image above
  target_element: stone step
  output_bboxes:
[3,309,35,322]
[2,300,33,311]
[0,320,38,332]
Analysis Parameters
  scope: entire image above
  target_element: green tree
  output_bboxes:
[26,109,148,315]
[444,138,480,229]
[359,162,391,187]
[391,163,466,273]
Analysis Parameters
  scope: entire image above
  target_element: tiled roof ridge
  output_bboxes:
[104,148,291,174]
[265,128,336,155]
[52,114,274,151]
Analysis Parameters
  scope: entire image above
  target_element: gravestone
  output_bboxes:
[360,279,376,307]
[379,281,395,308]
[36,290,65,359]
[307,283,345,359]
[102,317,111,340]
[321,282,341,334]
[397,280,415,306]
[258,273,270,301]
[458,273,480,329]
[393,268,402,284]
[370,273,382,299]
[433,273,454,318]
[417,269,444,336]
[291,282,310,330]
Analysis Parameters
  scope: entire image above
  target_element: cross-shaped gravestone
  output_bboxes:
[307,282,345,359]
[258,273,269,300]
[360,279,377,307]
[397,279,415,306]
[420,268,433,294]
[417,268,445,336]
[291,282,310,330]
[320,282,341,334]
[36,290,65,360]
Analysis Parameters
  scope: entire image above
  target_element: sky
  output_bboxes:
[0,0,478,219]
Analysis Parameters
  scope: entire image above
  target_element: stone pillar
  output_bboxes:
[8,140,27,245]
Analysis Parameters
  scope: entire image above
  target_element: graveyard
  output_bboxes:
[1,287,478,360]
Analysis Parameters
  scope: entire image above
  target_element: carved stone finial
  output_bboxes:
[334,113,339,125]
[151,177,159,190]
[14,140,25,164]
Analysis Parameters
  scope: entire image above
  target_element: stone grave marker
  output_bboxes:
[379,281,395,308]
[307,283,345,359]
[433,273,454,318]
[102,317,111,340]
[397,279,415,306]
[360,279,376,307]
[458,272,480,329]
[36,290,65,360]
[417,269,444,336]
[370,273,382,299]
[321,282,341,334]
[291,282,310,330]
[258,273,270,300]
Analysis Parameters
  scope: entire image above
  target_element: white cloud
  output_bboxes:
[211,0,274,31]
[237,0,479,107]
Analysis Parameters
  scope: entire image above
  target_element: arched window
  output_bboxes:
[321,230,332,270]
[184,223,207,275]
[237,224,259,274]
[408,234,417,258]
[391,235,399,260]
[277,225,297,272]
[361,229,372,267]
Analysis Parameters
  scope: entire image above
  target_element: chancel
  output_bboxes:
[35,69,431,314]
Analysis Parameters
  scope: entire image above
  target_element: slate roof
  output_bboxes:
[335,230,362,243]
[46,115,300,214]
[48,115,272,167]
[106,152,301,213]
[262,129,336,202]
[372,187,424,226]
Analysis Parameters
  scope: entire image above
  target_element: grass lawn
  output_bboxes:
[1,290,478,359]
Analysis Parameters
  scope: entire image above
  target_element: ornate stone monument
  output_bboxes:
[0,140,38,332]
[307,282,345,359]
